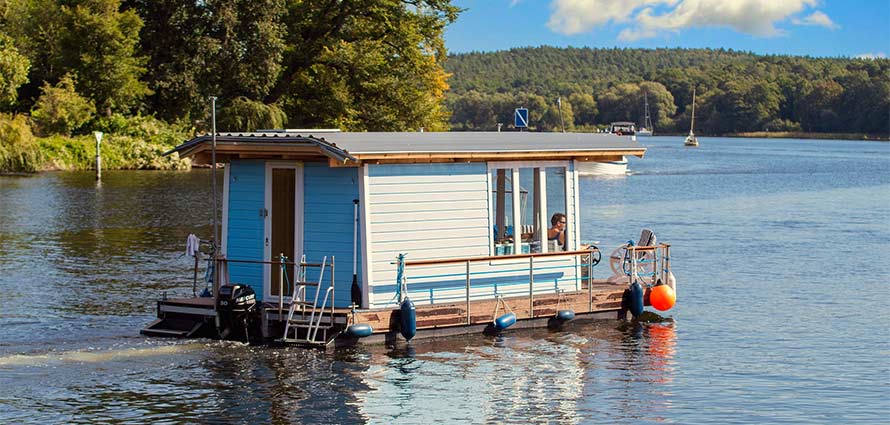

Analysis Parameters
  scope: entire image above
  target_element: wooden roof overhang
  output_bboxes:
[344,150,643,167]
[165,134,357,165]
[167,132,646,167]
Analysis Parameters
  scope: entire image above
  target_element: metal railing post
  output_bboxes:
[529,256,534,318]
[465,260,471,325]
[331,256,335,319]
[278,253,284,320]
[587,249,593,312]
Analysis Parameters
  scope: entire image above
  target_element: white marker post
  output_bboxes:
[94,131,103,180]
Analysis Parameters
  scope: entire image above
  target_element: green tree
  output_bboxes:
[797,79,843,132]
[448,90,494,130]
[3,0,149,115]
[597,83,640,125]
[639,81,676,130]
[1,0,67,108]
[567,92,597,126]
[836,69,890,134]
[219,97,287,132]
[270,0,459,131]
[61,0,150,115]
[31,73,94,135]
[0,33,30,107]
[539,97,573,132]
[126,0,285,122]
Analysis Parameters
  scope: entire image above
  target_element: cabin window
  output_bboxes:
[545,167,568,252]
[491,168,515,255]
[491,165,568,256]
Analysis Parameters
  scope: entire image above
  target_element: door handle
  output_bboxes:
[265,237,269,246]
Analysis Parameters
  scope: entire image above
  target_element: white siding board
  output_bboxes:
[371,227,490,244]
[369,232,487,246]
[369,200,488,214]
[370,217,490,233]
[370,174,487,185]
[370,181,486,195]
[369,191,488,205]
[370,210,486,225]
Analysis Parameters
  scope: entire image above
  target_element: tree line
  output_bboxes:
[0,0,459,137]
[0,0,886,162]
[445,46,890,135]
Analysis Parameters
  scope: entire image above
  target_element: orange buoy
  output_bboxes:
[650,283,676,311]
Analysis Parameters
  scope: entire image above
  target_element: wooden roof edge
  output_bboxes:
[352,149,646,160]
[165,136,357,163]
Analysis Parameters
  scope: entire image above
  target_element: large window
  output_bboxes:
[491,164,569,256]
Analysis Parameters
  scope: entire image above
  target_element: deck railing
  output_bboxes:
[211,257,334,321]
[618,244,673,288]
[400,247,603,323]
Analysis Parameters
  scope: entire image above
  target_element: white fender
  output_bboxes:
[667,270,677,299]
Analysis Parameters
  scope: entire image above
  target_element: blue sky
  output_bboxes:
[445,0,890,58]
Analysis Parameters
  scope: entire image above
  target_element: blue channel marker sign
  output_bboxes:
[514,108,528,128]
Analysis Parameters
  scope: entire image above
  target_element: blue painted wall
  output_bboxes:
[224,160,361,306]
[302,163,361,308]
[225,160,265,299]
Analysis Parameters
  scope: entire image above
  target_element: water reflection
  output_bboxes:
[339,322,677,424]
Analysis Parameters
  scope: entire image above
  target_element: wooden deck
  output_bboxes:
[149,280,629,344]
[348,281,625,336]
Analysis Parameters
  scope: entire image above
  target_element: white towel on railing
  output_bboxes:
[186,234,200,257]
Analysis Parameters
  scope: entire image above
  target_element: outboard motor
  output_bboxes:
[216,284,257,342]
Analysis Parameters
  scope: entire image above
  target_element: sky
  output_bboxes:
[444,0,890,58]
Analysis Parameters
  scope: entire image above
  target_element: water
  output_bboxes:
[1,137,888,423]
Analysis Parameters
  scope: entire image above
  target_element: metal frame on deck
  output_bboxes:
[403,247,602,324]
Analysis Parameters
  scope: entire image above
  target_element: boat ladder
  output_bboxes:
[279,255,338,347]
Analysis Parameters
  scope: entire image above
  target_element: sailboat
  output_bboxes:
[684,88,699,147]
[637,93,653,137]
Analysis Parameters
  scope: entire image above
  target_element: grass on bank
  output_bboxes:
[729,131,889,141]
[0,113,191,173]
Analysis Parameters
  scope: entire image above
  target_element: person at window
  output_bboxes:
[548,213,567,250]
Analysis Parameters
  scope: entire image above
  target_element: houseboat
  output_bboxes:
[142,131,676,347]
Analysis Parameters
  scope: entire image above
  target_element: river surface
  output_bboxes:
[1,137,888,423]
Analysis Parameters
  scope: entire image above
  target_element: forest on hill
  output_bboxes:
[443,46,890,135]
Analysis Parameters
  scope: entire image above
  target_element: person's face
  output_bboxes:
[556,218,566,229]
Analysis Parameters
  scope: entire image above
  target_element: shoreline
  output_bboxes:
[3,132,886,175]
[641,132,888,141]
[720,132,886,141]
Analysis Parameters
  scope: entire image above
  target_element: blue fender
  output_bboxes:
[556,309,575,321]
[346,323,373,338]
[494,312,517,330]
[400,298,417,341]
[628,281,645,318]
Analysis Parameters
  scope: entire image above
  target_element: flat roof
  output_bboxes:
[168,131,646,165]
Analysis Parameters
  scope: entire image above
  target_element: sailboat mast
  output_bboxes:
[644,93,651,129]
[690,88,696,134]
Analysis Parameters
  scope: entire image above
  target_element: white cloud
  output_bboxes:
[792,11,839,30]
[547,0,834,41]
[855,52,887,59]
